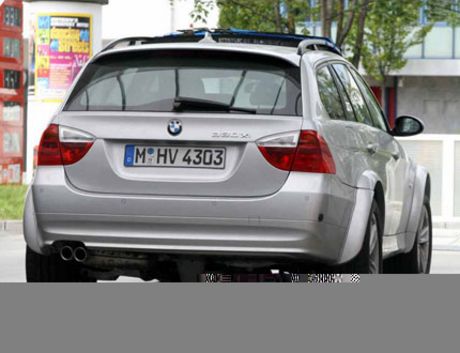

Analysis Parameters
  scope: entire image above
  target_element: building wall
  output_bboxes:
[398,76,460,135]
[397,76,460,220]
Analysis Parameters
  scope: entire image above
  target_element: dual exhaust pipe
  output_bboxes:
[60,245,88,263]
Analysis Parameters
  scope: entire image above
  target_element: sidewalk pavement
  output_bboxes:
[2,220,460,251]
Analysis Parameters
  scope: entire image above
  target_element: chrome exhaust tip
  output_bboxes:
[73,247,88,263]
[60,246,74,261]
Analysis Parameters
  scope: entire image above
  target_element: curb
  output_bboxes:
[0,220,22,233]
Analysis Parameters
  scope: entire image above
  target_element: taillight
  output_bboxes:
[292,130,336,174]
[59,126,95,165]
[37,124,95,166]
[257,130,336,174]
[37,124,62,166]
[256,132,298,171]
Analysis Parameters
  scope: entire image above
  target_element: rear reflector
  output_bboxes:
[257,130,336,174]
[37,124,95,166]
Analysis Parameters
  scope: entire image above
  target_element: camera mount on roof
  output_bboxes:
[101,28,342,56]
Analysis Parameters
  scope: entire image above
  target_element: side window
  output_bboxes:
[332,64,373,126]
[351,69,388,131]
[316,66,346,120]
[330,67,356,122]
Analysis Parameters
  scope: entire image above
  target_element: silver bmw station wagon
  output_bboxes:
[24,29,432,281]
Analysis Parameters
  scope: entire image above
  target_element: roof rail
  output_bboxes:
[297,38,342,56]
[102,37,155,52]
[100,29,342,56]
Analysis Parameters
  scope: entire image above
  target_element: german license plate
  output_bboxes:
[124,145,226,169]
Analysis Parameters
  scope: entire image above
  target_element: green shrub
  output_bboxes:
[0,185,28,220]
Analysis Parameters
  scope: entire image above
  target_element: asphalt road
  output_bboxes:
[1,231,460,282]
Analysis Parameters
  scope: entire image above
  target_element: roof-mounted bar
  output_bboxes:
[100,29,342,56]
[297,39,342,56]
[102,37,156,52]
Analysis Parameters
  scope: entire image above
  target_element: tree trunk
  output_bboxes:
[336,0,358,48]
[274,0,282,32]
[285,0,296,33]
[351,0,371,67]
[336,0,344,44]
[321,0,331,38]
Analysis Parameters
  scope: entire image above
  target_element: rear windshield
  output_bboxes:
[64,50,302,116]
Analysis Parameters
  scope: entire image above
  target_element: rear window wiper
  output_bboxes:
[173,96,256,114]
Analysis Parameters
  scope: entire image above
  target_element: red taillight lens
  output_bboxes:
[291,130,335,174]
[257,130,336,174]
[60,142,94,165]
[37,124,62,166]
[257,146,296,171]
[37,124,94,166]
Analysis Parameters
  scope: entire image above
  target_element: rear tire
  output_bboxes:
[26,246,96,282]
[394,197,432,274]
[342,200,383,274]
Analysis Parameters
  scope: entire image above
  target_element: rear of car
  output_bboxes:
[24,42,357,281]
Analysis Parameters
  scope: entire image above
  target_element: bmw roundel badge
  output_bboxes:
[168,120,182,136]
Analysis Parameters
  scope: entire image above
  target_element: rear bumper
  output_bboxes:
[24,167,357,264]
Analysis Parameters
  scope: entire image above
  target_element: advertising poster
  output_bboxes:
[35,13,92,101]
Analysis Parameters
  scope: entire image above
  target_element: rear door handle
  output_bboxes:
[366,143,378,155]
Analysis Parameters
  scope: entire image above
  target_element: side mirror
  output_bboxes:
[392,116,424,137]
